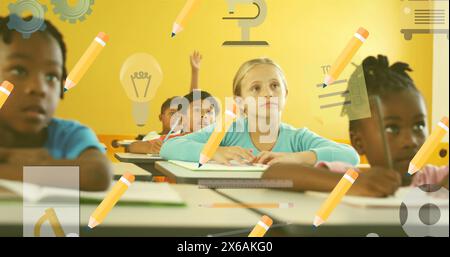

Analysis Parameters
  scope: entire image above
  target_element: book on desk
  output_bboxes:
[169,160,268,172]
[0,179,185,206]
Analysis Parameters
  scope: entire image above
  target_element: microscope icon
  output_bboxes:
[223,0,269,46]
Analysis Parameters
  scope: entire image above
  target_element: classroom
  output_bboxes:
[0,0,448,241]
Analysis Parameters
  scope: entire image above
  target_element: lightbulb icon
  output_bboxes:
[120,53,163,126]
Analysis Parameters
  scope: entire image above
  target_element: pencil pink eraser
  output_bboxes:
[1,81,14,92]
[97,32,109,43]
[356,27,369,39]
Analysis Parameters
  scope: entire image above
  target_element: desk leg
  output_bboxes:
[135,163,162,176]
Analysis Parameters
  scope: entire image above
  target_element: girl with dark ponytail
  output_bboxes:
[342,55,448,190]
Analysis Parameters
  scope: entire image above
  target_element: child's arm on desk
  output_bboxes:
[160,127,212,162]
[0,148,112,191]
[127,133,191,154]
[410,165,449,188]
[262,163,401,197]
[254,128,360,166]
[159,128,255,164]
[127,139,162,154]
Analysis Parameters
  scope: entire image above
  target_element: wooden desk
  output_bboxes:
[112,162,152,181]
[0,184,263,237]
[114,153,164,176]
[214,188,449,237]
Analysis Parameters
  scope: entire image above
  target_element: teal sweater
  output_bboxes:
[160,118,359,165]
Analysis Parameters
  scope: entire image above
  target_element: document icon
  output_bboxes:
[22,166,80,237]
[314,64,371,123]
[400,0,449,40]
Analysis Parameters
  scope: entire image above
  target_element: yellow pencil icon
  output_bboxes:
[199,202,294,208]
[313,169,359,227]
[88,172,135,229]
[34,208,66,237]
[64,32,109,91]
[198,103,237,167]
[248,215,273,237]
[171,0,201,37]
[0,81,14,109]
[323,27,369,88]
[408,116,449,175]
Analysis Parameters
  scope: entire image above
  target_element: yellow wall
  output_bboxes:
[0,0,434,141]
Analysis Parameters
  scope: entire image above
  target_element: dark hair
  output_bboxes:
[181,90,220,115]
[0,15,67,98]
[161,91,220,116]
[160,96,178,115]
[346,55,419,131]
[174,90,220,115]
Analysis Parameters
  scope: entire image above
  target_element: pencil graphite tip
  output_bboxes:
[171,32,176,38]
[322,83,327,88]
[82,226,91,232]
[88,217,99,229]
[407,163,416,175]
[64,80,75,91]
[198,163,203,168]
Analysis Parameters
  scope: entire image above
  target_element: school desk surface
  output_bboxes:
[112,162,153,182]
[215,188,449,237]
[0,184,261,237]
[155,161,264,184]
[0,184,439,236]
[114,152,165,176]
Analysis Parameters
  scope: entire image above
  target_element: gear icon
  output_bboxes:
[7,0,47,39]
[399,184,449,237]
[51,0,95,24]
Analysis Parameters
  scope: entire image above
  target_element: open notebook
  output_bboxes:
[0,179,184,206]
[116,153,161,159]
[169,160,268,172]
[117,140,137,146]
[306,187,449,208]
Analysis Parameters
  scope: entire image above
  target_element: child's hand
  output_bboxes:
[410,166,449,187]
[254,151,317,166]
[190,51,202,72]
[212,146,255,165]
[128,140,162,154]
[0,148,52,165]
[146,139,163,153]
[349,167,402,197]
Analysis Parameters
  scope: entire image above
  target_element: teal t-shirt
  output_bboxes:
[44,118,105,160]
[160,118,359,165]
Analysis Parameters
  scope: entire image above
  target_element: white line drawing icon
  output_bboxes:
[223,0,269,46]
[400,0,449,40]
